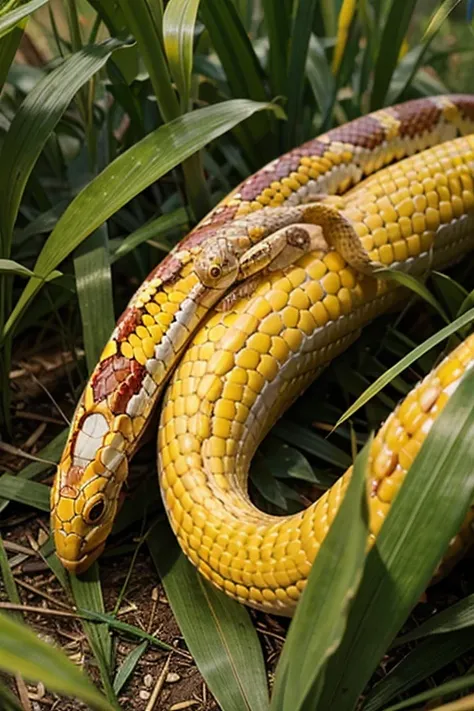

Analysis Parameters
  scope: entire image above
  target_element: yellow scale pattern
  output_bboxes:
[159,137,474,615]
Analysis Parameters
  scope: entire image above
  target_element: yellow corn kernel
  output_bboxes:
[121,341,133,359]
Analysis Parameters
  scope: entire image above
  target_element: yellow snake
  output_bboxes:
[51,95,474,615]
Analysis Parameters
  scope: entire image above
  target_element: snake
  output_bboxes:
[51,94,474,615]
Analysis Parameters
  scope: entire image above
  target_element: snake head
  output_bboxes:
[51,407,129,574]
[193,237,240,290]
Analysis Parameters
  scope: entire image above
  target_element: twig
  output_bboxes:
[145,655,171,711]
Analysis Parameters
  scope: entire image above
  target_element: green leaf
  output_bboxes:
[284,0,319,148]
[199,0,273,165]
[5,98,282,338]
[270,437,370,711]
[0,611,114,710]
[0,37,126,259]
[334,306,474,429]
[317,363,474,710]
[273,420,351,469]
[70,566,117,708]
[386,0,463,105]
[0,0,48,40]
[0,258,34,278]
[74,225,115,372]
[0,681,22,711]
[117,0,211,220]
[148,523,269,711]
[370,0,417,110]
[394,594,474,646]
[383,671,474,711]
[0,474,50,511]
[163,0,201,111]
[374,268,449,323]
[363,630,474,711]
[113,641,148,694]
[0,24,23,89]
[111,208,188,262]
[262,0,292,97]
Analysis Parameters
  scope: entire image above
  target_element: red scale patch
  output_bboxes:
[450,94,474,122]
[92,355,145,414]
[393,98,441,138]
[116,306,143,342]
[328,115,386,150]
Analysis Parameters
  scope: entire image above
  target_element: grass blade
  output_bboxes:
[0,25,23,89]
[363,630,474,711]
[70,565,117,708]
[318,364,474,710]
[199,0,273,165]
[262,0,292,98]
[0,0,48,39]
[117,0,210,219]
[370,0,417,110]
[0,611,114,710]
[284,0,318,149]
[163,0,201,111]
[111,208,188,262]
[395,594,474,646]
[148,523,269,711]
[0,37,126,258]
[0,474,50,511]
[270,437,371,711]
[74,224,115,372]
[335,306,474,429]
[5,98,282,338]
[113,641,148,695]
[384,673,474,711]
[375,268,450,323]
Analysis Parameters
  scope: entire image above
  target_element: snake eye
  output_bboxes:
[209,264,222,280]
[84,496,106,525]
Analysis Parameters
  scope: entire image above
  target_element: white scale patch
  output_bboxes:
[72,413,109,468]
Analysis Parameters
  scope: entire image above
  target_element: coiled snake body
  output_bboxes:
[52,95,474,615]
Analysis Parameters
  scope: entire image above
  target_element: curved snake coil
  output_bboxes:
[51,95,474,614]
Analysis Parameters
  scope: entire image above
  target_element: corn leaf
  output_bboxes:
[0,611,114,710]
[148,523,269,711]
[370,0,417,109]
[271,437,370,711]
[70,566,117,708]
[0,37,127,259]
[0,0,48,40]
[335,306,474,428]
[5,98,282,338]
[163,0,201,110]
[317,364,474,710]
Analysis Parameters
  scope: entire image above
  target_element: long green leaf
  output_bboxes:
[370,0,417,109]
[394,594,474,646]
[363,630,474,711]
[0,24,23,89]
[163,0,201,111]
[148,523,269,711]
[111,208,188,262]
[386,0,463,106]
[262,0,292,98]
[0,37,126,258]
[384,672,474,711]
[0,473,50,511]
[0,611,114,710]
[284,0,318,149]
[117,0,210,219]
[199,0,273,165]
[70,566,117,708]
[375,268,449,324]
[335,306,474,428]
[318,364,474,710]
[0,0,48,39]
[5,98,281,338]
[271,437,370,711]
[74,225,115,372]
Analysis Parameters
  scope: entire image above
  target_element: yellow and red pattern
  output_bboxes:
[51,95,474,613]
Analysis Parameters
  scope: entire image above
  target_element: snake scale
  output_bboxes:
[51,95,474,615]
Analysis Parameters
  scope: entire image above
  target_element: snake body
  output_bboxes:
[51,95,474,614]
